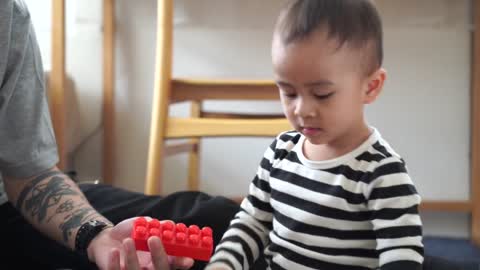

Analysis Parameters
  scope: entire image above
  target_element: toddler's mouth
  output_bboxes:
[301,127,322,136]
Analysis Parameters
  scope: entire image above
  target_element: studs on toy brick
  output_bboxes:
[131,218,214,261]
[202,236,213,247]
[176,223,187,233]
[162,220,175,231]
[149,219,161,229]
[201,227,212,237]
[189,234,200,245]
[176,232,187,243]
[150,228,161,237]
[163,230,174,241]
[134,226,147,239]
[188,225,200,235]
[134,217,147,227]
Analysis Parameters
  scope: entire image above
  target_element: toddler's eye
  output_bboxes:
[283,93,297,98]
[315,92,334,100]
[279,88,297,98]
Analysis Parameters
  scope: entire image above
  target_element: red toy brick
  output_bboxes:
[131,217,214,261]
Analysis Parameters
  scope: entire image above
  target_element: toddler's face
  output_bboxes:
[272,29,381,147]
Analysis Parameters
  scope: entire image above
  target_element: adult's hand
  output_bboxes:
[87,217,194,270]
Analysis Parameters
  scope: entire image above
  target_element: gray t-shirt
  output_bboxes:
[0,0,58,205]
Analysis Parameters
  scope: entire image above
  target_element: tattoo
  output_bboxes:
[16,170,64,210]
[47,199,76,222]
[15,169,107,244]
[22,176,79,222]
[59,207,99,242]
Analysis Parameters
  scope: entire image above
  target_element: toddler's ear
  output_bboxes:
[364,68,386,104]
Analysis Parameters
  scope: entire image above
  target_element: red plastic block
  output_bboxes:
[131,217,214,261]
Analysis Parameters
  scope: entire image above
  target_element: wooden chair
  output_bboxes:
[144,0,290,197]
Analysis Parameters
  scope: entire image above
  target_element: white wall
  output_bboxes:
[26,0,473,238]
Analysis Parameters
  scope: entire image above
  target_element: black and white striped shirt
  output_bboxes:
[207,129,423,270]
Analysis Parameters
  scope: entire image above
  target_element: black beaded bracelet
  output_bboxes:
[75,220,111,255]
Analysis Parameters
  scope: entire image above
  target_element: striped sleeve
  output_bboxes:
[366,160,424,270]
[206,138,279,270]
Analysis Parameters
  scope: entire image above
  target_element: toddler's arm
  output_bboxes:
[206,139,279,270]
[367,160,423,270]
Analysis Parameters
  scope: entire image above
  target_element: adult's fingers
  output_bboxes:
[148,236,194,270]
[123,238,141,270]
[170,256,194,270]
[148,236,170,270]
[107,248,121,270]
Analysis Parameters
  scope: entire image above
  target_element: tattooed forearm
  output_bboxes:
[8,168,112,248]
[60,207,101,242]
[22,176,79,222]
[15,169,93,243]
[16,170,65,210]
[47,199,77,222]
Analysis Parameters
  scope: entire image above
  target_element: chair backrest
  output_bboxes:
[144,1,290,195]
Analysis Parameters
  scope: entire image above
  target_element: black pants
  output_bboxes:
[1,183,466,270]
[423,256,466,270]
[2,183,240,270]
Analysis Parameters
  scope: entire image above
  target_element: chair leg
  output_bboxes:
[187,101,201,191]
[145,0,174,195]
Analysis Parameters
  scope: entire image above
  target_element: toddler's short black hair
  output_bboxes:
[276,0,383,75]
